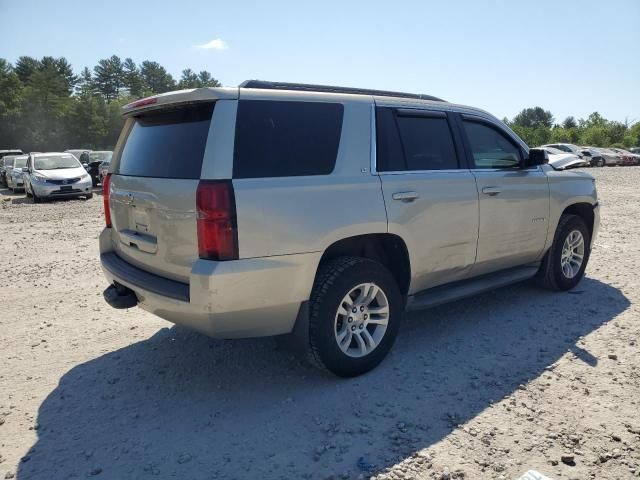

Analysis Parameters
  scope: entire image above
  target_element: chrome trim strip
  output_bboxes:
[379,169,471,175]
[370,103,377,174]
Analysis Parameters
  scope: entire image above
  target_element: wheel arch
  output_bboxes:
[562,202,595,238]
[318,233,411,296]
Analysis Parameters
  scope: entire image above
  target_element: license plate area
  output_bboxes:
[60,185,73,191]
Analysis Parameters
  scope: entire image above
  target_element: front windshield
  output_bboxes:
[14,157,28,168]
[34,155,81,170]
[89,152,112,162]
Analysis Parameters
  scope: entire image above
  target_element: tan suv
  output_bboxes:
[100,81,599,377]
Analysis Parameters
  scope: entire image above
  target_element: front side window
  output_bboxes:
[233,100,343,178]
[463,121,522,169]
[376,107,458,171]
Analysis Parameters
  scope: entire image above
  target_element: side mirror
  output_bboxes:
[524,148,549,167]
[22,167,28,173]
[82,163,89,169]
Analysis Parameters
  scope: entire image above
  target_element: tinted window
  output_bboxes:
[376,108,458,171]
[463,121,522,168]
[233,100,343,178]
[396,115,458,170]
[116,103,214,179]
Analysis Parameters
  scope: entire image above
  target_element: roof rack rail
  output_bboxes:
[239,80,444,102]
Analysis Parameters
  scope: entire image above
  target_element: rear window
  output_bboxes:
[233,100,343,178]
[115,103,214,179]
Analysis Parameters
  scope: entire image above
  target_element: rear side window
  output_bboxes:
[115,103,214,179]
[462,120,522,168]
[233,100,343,178]
[376,107,458,171]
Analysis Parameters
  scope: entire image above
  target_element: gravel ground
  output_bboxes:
[0,168,638,480]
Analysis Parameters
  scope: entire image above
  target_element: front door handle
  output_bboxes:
[392,191,419,202]
[481,186,502,196]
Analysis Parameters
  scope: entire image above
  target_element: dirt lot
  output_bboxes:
[1,168,639,480]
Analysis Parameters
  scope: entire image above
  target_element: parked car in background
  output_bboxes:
[0,150,23,186]
[86,151,113,185]
[99,81,599,377]
[24,152,93,203]
[539,146,588,170]
[594,148,623,166]
[65,149,91,163]
[579,147,606,167]
[609,147,640,166]
[99,160,111,184]
[6,155,29,192]
[630,147,640,154]
[1,155,18,187]
[542,143,584,158]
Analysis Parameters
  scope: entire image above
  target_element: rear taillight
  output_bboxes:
[196,180,238,261]
[103,173,112,228]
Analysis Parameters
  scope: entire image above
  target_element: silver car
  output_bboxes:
[6,155,29,191]
[24,153,94,202]
[99,81,599,377]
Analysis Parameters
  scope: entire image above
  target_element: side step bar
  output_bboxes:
[406,264,539,312]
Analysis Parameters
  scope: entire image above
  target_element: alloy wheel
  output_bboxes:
[334,283,389,358]
[561,230,585,279]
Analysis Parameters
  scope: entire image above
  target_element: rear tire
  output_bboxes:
[536,214,591,291]
[307,257,403,377]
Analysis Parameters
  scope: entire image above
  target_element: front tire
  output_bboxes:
[307,257,403,377]
[536,214,591,291]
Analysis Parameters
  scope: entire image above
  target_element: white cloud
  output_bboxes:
[195,38,228,50]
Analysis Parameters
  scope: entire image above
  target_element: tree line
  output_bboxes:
[503,107,639,149]
[1,57,638,152]
[0,55,221,152]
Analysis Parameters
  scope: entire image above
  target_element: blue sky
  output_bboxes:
[1,0,638,123]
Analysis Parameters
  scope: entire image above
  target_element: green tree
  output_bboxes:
[122,58,143,98]
[76,67,96,97]
[14,56,41,83]
[178,68,199,89]
[197,71,221,87]
[512,107,554,129]
[19,60,73,150]
[94,55,124,101]
[140,61,175,94]
[562,116,577,129]
[0,59,24,147]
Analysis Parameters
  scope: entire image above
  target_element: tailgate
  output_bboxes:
[108,103,215,283]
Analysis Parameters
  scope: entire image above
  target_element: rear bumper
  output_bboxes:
[99,228,321,338]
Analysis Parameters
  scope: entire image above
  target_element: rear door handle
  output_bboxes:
[392,191,419,202]
[481,186,502,196]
